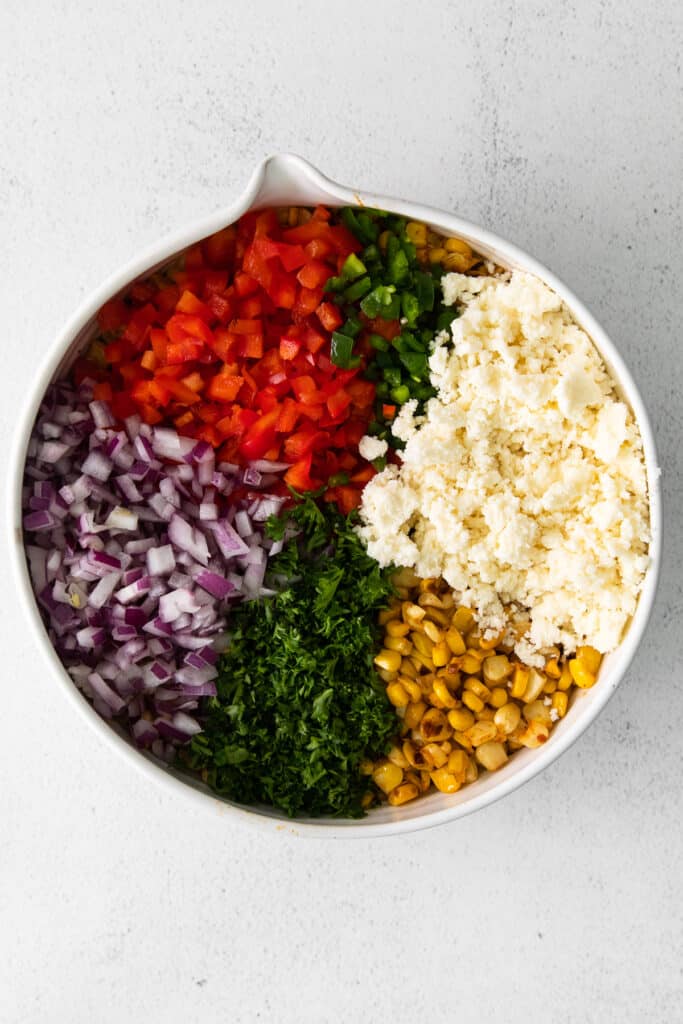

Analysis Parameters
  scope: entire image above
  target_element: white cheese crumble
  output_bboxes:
[358,271,651,655]
[358,435,388,462]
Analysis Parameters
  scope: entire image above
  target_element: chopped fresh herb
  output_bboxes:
[185,498,396,818]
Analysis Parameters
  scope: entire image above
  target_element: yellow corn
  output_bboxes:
[452,730,474,752]
[577,645,602,674]
[447,749,470,781]
[523,700,553,726]
[420,743,449,769]
[372,760,404,794]
[510,664,530,699]
[443,252,473,272]
[400,657,417,679]
[569,659,597,689]
[418,708,452,742]
[475,741,508,772]
[431,678,458,709]
[494,702,521,735]
[359,758,374,776]
[445,627,467,656]
[406,221,428,246]
[552,691,569,718]
[517,720,550,748]
[428,247,446,264]
[432,641,451,668]
[460,654,482,675]
[430,768,461,793]
[447,707,475,732]
[466,721,498,747]
[403,701,427,730]
[387,743,410,769]
[462,690,484,714]
[545,658,562,679]
[399,676,423,703]
[378,229,391,251]
[402,602,425,626]
[482,654,512,685]
[444,237,472,256]
[463,677,491,702]
[423,620,442,644]
[388,782,419,806]
[386,620,411,638]
[378,608,399,625]
[452,606,475,634]
[558,664,573,691]
[412,632,434,658]
[386,682,410,708]
[374,649,402,673]
[479,630,504,651]
[489,687,509,708]
[361,791,375,809]
[384,635,413,655]
[522,668,547,703]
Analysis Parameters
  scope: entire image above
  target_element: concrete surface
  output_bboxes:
[1,1,681,1021]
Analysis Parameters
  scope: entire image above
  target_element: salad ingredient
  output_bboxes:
[82,207,377,511]
[23,380,286,754]
[185,498,396,817]
[358,271,650,655]
[368,572,603,806]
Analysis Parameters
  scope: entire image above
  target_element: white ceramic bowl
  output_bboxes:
[9,154,662,837]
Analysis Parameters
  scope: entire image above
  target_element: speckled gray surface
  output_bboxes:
[1,2,682,1021]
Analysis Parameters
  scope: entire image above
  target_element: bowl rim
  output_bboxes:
[8,153,662,838]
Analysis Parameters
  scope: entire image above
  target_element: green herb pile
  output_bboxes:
[185,498,396,818]
[326,207,456,450]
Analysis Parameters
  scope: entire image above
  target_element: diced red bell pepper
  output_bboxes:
[206,372,244,402]
[284,452,317,492]
[176,290,213,321]
[297,260,331,289]
[316,301,343,332]
[238,408,280,460]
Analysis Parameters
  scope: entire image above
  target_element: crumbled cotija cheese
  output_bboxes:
[358,271,650,655]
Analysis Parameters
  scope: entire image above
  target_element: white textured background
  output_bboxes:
[2,2,682,1022]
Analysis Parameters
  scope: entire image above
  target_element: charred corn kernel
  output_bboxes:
[426,688,446,710]
[447,749,470,780]
[483,654,512,684]
[552,691,569,718]
[475,741,508,771]
[569,659,597,689]
[374,649,402,673]
[432,678,458,708]
[418,591,444,608]
[441,592,455,610]
[378,608,399,625]
[577,645,602,674]
[432,641,451,667]
[545,658,562,679]
[510,665,530,699]
[419,708,452,742]
[417,577,438,593]
[494,702,521,735]
[402,601,426,626]
[522,668,547,703]
[412,632,434,658]
[387,743,410,769]
[423,620,442,644]
[406,221,428,246]
[447,707,475,731]
[523,700,553,726]
[445,627,467,656]
[464,677,491,702]
[388,782,419,806]
[542,679,557,695]
[480,631,504,651]
[430,768,461,793]
[462,690,484,714]
[384,635,413,655]
[466,646,486,662]
[558,664,573,691]
[518,719,550,748]
[444,236,472,256]
[420,742,449,769]
[402,740,427,770]
[400,657,418,679]
[452,606,475,634]
[399,676,423,703]
[489,687,509,708]
[412,652,435,673]
[376,668,398,684]
[386,682,410,708]
[428,247,447,264]
[372,761,404,795]
[386,620,411,638]
[404,701,427,730]
[359,758,374,776]
[466,721,498,747]
[478,707,496,722]
[460,654,483,675]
